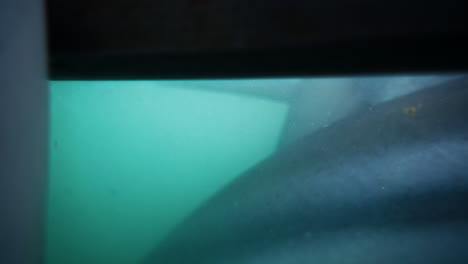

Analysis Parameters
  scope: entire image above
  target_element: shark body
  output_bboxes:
[143,77,468,264]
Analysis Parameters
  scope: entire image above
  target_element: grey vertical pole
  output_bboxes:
[0,0,48,263]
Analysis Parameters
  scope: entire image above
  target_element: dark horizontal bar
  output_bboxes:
[49,35,468,80]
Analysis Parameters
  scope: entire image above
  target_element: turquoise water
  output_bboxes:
[45,76,459,264]
[45,81,289,264]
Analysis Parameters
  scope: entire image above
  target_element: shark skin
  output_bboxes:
[142,77,468,264]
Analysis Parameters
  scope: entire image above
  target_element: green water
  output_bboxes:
[46,81,289,264]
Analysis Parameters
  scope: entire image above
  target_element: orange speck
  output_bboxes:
[405,106,416,115]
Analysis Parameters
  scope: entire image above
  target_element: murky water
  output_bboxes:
[45,74,465,264]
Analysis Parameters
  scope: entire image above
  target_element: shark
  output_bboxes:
[142,76,468,264]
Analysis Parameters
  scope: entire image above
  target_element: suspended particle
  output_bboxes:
[403,103,423,116]
[405,106,416,115]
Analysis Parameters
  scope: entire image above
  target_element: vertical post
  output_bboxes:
[0,0,48,263]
